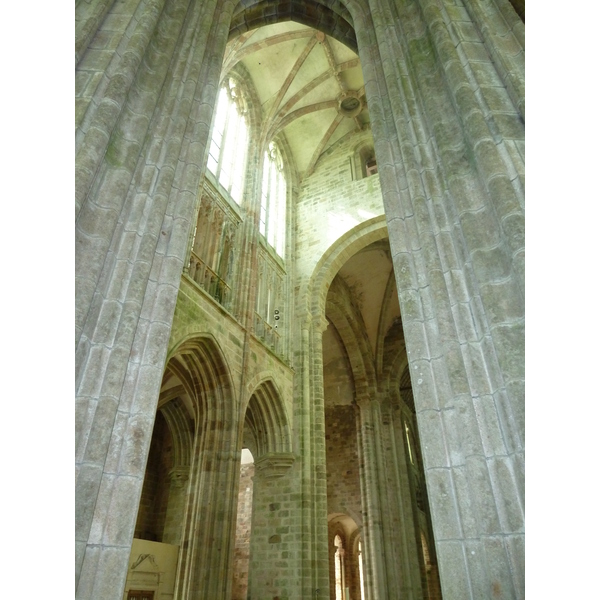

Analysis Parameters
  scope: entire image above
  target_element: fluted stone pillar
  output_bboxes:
[299,315,331,599]
[379,398,424,599]
[356,395,424,600]
[172,424,240,599]
[355,0,524,597]
[355,396,386,600]
[311,316,332,600]
[75,0,234,597]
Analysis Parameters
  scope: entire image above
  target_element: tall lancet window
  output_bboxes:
[334,534,346,600]
[260,141,287,257]
[207,77,249,204]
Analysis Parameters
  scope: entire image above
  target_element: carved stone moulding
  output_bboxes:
[254,452,295,478]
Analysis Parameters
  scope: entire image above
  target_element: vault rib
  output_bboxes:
[263,34,319,129]
[306,112,344,175]
[320,36,345,92]
[224,29,313,74]
[222,31,256,74]
[270,100,338,137]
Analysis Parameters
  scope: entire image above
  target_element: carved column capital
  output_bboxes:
[313,314,329,334]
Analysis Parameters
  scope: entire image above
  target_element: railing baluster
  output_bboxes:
[189,251,231,306]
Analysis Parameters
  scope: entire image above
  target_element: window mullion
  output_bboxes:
[217,110,229,183]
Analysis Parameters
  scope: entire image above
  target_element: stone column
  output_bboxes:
[379,398,423,599]
[355,395,424,600]
[173,422,240,600]
[297,315,331,599]
[161,466,189,545]
[75,0,233,597]
[355,396,387,600]
[248,455,295,600]
[355,0,524,596]
[75,0,119,65]
[310,316,332,600]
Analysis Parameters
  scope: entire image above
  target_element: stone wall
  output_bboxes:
[248,468,304,600]
[325,406,361,523]
[295,128,384,290]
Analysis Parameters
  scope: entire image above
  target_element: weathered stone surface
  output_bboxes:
[75,0,525,599]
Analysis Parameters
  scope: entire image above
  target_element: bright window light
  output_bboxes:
[207,78,249,204]
[260,141,287,257]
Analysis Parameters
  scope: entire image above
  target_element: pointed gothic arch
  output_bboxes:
[245,379,292,456]
[308,215,389,322]
[325,277,377,397]
[166,334,235,422]
[160,335,241,599]
[228,0,358,51]
[241,378,296,600]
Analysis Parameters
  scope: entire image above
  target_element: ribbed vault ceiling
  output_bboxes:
[223,21,369,179]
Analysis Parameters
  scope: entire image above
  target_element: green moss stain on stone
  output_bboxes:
[104,134,123,168]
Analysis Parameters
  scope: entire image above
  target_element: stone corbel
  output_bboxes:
[254,452,295,478]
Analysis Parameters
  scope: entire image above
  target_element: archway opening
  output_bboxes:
[134,410,173,543]
[125,337,238,599]
[322,236,442,599]
[328,514,361,600]
[125,364,196,600]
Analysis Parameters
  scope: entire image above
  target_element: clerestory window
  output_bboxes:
[260,141,287,257]
[207,77,249,204]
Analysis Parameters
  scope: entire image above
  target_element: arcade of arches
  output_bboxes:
[75,0,524,599]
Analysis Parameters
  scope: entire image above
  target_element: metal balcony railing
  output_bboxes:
[254,312,281,355]
[188,251,230,305]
